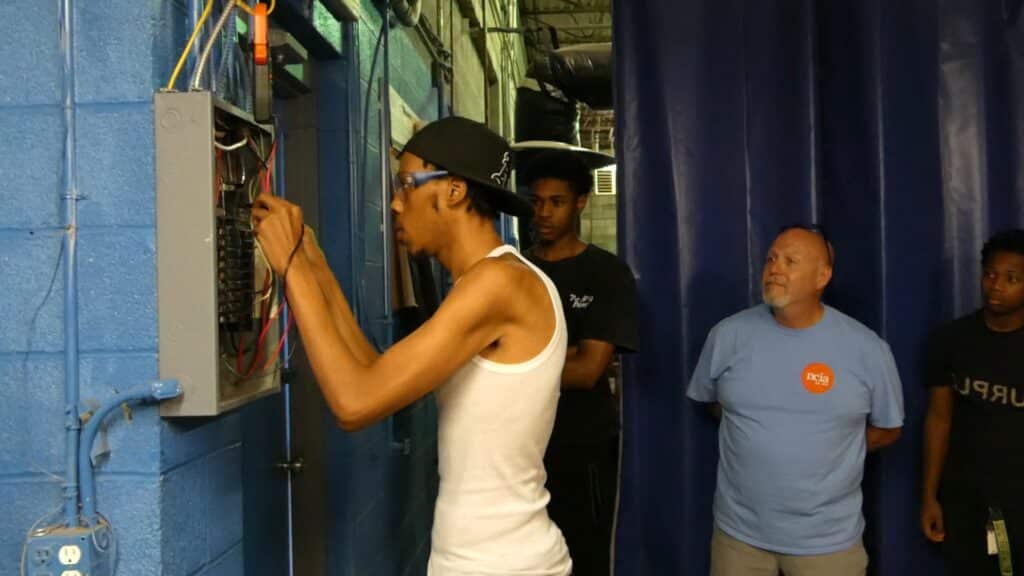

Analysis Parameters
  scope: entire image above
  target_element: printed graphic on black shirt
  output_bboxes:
[926,311,1024,573]
[928,311,1024,504]
[528,245,639,446]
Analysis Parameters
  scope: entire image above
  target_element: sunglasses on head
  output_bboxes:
[779,223,833,266]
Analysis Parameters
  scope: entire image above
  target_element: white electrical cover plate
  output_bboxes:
[58,544,81,565]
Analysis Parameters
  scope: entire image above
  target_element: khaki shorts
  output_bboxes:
[710,526,868,576]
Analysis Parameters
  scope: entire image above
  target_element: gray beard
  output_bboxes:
[762,290,790,309]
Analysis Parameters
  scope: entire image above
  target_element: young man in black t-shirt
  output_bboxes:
[523,151,638,576]
[923,229,1024,575]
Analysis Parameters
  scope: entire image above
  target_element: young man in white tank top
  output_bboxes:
[252,117,573,575]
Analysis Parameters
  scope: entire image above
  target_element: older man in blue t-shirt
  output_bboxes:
[687,226,905,576]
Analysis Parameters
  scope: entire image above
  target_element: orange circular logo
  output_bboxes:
[802,363,835,394]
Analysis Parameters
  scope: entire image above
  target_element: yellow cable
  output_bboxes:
[234,0,256,15]
[166,0,216,90]
[235,1,274,16]
[169,0,275,90]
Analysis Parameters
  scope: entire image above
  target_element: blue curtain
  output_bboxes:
[613,1,1024,574]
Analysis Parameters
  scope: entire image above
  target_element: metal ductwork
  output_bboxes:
[543,42,613,110]
[390,0,422,27]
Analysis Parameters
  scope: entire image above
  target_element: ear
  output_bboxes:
[445,176,469,209]
[574,193,589,214]
[817,264,833,291]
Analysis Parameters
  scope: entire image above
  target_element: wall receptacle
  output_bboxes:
[24,524,113,576]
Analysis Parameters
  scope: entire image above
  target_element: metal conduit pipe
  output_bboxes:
[390,0,422,27]
[79,381,182,526]
[58,0,81,529]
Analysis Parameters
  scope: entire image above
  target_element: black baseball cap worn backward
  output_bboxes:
[401,116,532,219]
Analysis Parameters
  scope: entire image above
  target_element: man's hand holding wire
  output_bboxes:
[252,192,305,279]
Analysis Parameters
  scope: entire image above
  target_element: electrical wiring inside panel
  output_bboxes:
[214,110,284,384]
[156,92,283,416]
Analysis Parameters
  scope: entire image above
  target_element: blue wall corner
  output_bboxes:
[161,445,243,575]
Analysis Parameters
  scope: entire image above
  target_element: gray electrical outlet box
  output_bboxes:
[155,91,281,417]
[24,525,113,576]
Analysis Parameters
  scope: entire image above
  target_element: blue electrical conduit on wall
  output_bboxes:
[59,0,81,530]
[78,381,182,526]
[54,0,188,534]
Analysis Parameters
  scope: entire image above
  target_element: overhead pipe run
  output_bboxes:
[534,43,614,110]
[390,0,422,27]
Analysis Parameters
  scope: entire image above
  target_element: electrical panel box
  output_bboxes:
[155,91,281,417]
[23,525,113,576]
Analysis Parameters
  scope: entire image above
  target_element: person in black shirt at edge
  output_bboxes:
[922,229,1024,575]
[523,150,639,576]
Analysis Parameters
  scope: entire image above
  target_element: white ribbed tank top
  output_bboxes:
[427,245,572,576]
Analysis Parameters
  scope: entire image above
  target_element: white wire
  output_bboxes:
[254,240,275,304]
[214,138,248,151]
[222,353,281,380]
[250,139,274,301]
[248,175,260,204]
[29,462,67,484]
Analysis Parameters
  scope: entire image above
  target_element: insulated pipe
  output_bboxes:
[390,0,422,27]
[79,380,181,526]
[59,0,81,529]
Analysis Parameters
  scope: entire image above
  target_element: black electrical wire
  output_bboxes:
[20,234,64,382]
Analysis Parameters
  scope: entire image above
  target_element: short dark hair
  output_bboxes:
[465,181,499,220]
[982,229,1024,265]
[523,153,593,197]
[424,158,499,220]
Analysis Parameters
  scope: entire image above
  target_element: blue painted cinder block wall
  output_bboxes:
[1,0,248,573]
[1,0,440,574]
[322,3,441,575]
